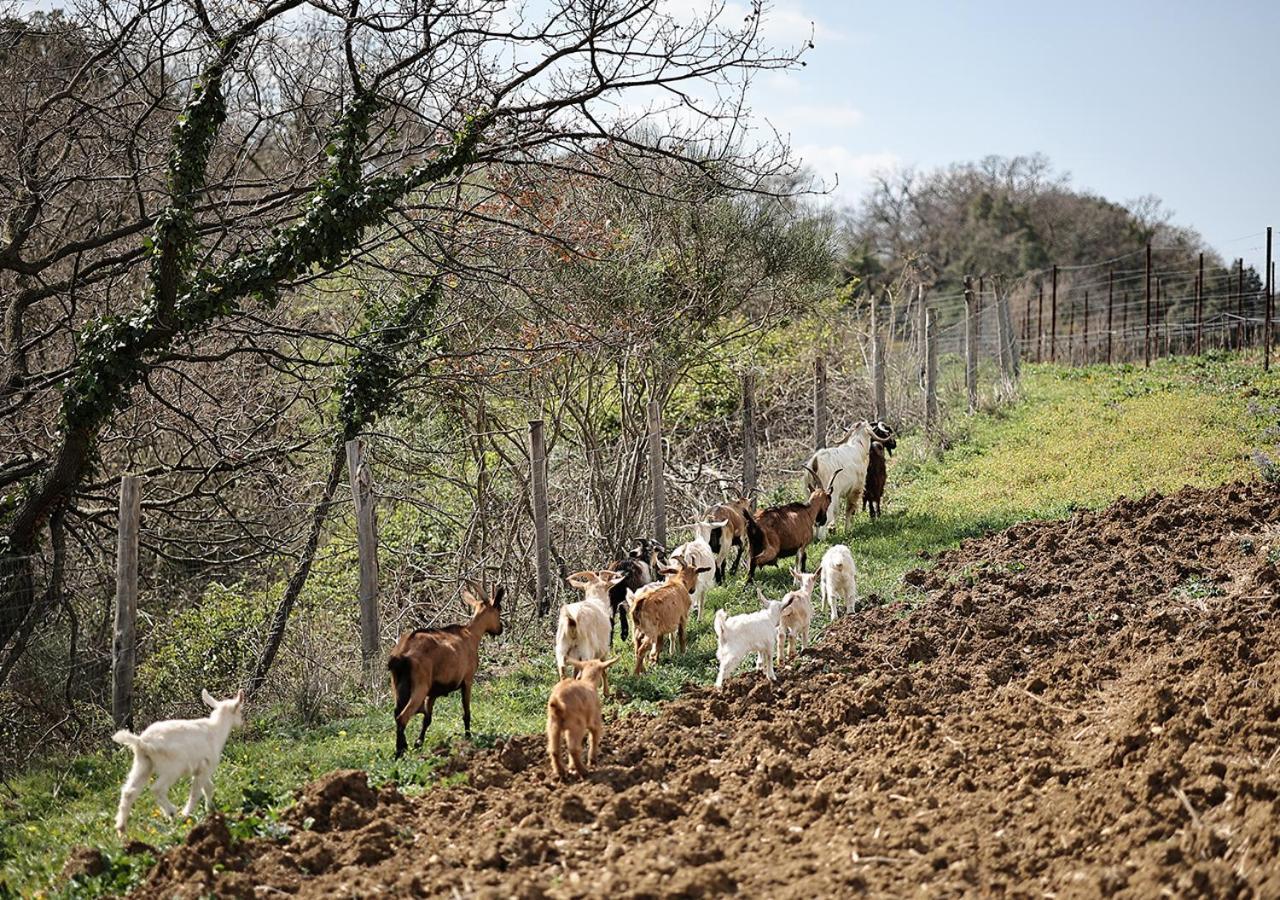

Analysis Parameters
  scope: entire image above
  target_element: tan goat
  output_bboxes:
[628,559,710,674]
[546,656,618,780]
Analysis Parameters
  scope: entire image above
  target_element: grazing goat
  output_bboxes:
[742,470,840,581]
[702,497,754,583]
[607,539,665,643]
[113,690,245,836]
[803,420,876,534]
[388,583,504,758]
[629,559,709,673]
[777,569,819,665]
[559,570,625,691]
[713,591,793,688]
[671,521,722,619]
[863,425,897,519]
[818,544,859,618]
[546,656,618,780]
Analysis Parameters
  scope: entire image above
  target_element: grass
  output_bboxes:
[3,352,1277,898]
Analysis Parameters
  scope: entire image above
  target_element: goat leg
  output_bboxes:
[461,681,473,738]
[415,695,435,749]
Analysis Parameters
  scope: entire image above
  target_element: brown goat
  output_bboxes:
[387,583,504,758]
[546,656,618,780]
[743,469,841,581]
[862,435,896,519]
[628,560,709,674]
[703,496,754,583]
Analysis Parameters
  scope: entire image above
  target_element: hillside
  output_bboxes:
[132,477,1280,897]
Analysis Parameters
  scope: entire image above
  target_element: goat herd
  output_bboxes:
[110,419,895,834]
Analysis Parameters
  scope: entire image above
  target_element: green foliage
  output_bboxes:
[136,583,269,712]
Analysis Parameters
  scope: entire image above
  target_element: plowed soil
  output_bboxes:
[134,480,1280,898]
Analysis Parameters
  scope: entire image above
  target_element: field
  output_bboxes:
[5,354,1278,897]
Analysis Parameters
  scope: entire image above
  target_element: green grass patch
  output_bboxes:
[4,353,1276,898]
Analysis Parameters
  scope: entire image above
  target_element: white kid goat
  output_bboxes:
[713,590,794,688]
[670,519,724,620]
[113,689,245,836]
[818,544,859,618]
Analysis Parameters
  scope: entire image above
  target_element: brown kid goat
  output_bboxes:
[629,559,710,673]
[387,582,504,758]
[862,436,896,519]
[703,496,754,583]
[546,656,618,780]
[743,468,841,581]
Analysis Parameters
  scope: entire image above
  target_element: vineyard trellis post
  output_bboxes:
[346,439,380,681]
[1036,282,1044,362]
[964,276,977,413]
[1237,258,1245,350]
[813,357,828,451]
[1002,286,1021,381]
[741,375,757,500]
[1082,291,1090,362]
[528,420,551,617]
[112,474,142,730]
[993,276,1014,396]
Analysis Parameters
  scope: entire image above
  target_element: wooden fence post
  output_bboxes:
[1195,252,1204,355]
[813,357,828,451]
[646,400,666,548]
[1266,227,1273,371]
[1144,243,1152,368]
[1106,268,1114,364]
[1082,290,1090,363]
[993,277,1014,396]
[345,439,380,679]
[1003,289,1021,381]
[1036,282,1044,362]
[871,300,886,419]
[741,375,757,499]
[1067,296,1076,363]
[1050,264,1058,363]
[528,420,551,617]
[1237,258,1245,350]
[112,475,142,730]
[964,276,977,413]
[925,306,938,431]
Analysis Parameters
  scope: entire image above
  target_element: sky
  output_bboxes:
[744,0,1278,272]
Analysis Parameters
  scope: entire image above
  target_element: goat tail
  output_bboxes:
[713,608,727,641]
[112,729,142,751]
[387,654,415,721]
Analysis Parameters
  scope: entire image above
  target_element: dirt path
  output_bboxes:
[134,480,1280,898]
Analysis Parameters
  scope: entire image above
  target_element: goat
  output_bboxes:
[629,559,709,673]
[670,521,722,619]
[387,583,504,758]
[113,689,245,836]
[546,656,618,780]
[607,539,665,643]
[702,497,754,583]
[559,570,625,696]
[818,543,859,618]
[713,591,793,688]
[776,569,819,665]
[862,428,897,519]
[742,470,841,581]
[803,420,876,534]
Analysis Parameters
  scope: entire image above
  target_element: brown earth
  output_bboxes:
[133,480,1280,898]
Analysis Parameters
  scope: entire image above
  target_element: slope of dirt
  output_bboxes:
[134,480,1280,898]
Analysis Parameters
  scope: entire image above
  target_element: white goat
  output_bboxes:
[559,570,624,685]
[670,519,723,620]
[713,591,793,688]
[777,569,819,664]
[819,544,859,618]
[113,689,245,836]
[803,420,875,536]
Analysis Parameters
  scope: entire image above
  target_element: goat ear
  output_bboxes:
[602,656,621,669]
[756,588,770,607]
[234,689,245,707]
[460,586,482,611]
[492,585,505,607]
[567,571,594,590]
[605,570,627,586]
[201,689,218,709]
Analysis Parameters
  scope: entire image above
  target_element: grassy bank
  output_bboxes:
[4,353,1276,898]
